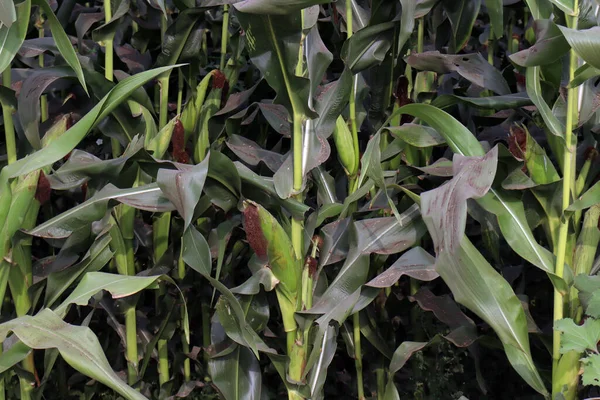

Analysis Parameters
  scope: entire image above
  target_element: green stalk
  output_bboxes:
[158,75,170,130]
[2,69,16,165]
[417,17,424,54]
[220,5,230,71]
[104,0,120,158]
[39,27,48,123]
[353,313,365,399]
[552,7,579,396]
[287,10,308,399]
[177,70,184,115]
[346,1,359,166]
[178,244,191,382]
[154,212,171,386]
[345,4,364,397]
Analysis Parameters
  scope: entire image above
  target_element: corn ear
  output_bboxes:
[333,115,357,177]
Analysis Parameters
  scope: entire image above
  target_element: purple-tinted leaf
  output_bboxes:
[18,67,77,149]
[366,247,437,287]
[226,134,285,172]
[422,146,498,254]
[406,51,510,95]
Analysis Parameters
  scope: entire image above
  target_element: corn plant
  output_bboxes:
[5,0,600,399]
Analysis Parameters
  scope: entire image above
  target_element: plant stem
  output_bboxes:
[552,6,579,390]
[353,312,365,399]
[158,75,170,130]
[417,17,424,53]
[178,244,191,382]
[2,70,16,165]
[39,28,48,123]
[104,0,120,158]
[177,69,184,115]
[346,3,365,397]
[154,212,171,386]
[346,1,359,165]
[291,112,304,260]
[220,5,229,71]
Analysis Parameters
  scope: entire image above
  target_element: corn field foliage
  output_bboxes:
[4,0,600,399]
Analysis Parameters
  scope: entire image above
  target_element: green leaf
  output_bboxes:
[0,0,16,27]
[406,51,510,95]
[484,0,503,38]
[28,183,174,239]
[547,0,575,15]
[182,226,269,357]
[385,124,446,148]
[307,205,426,317]
[432,93,532,110]
[524,0,553,19]
[366,246,438,286]
[568,63,600,88]
[509,20,570,67]
[242,201,300,331]
[0,309,145,400]
[18,67,77,149]
[421,148,498,255]
[231,0,329,14]
[0,0,30,74]
[0,65,179,186]
[236,11,315,119]
[208,341,263,400]
[386,103,568,292]
[442,0,481,52]
[384,341,429,399]
[45,234,113,308]
[558,26,600,71]
[555,318,600,353]
[526,66,565,138]
[582,354,600,387]
[157,153,210,230]
[54,272,162,318]
[155,8,203,68]
[48,135,146,190]
[568,181,600,211]
[31,0,87,93]
[341,21,396,73]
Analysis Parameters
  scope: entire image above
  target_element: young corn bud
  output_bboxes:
[333,115,357,177]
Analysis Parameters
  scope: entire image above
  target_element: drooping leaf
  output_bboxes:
[236,11,316,119]
[419,143,547,395]
[509,20,570,67]
[385,124,446,148]
[442,0,481,52]
[0,309,145,400]
[0,0,31,74]
[0,65,180,189]
[558,26,600,71]
[422,147,498,254]
[387,103,569,292]
[230,0,329,14]
[28,183,175,239]
[32,0,87,93]
[366,246,438,287]
[432,92,533,109]
[157,154,210,230]
[406,51,510,95]
[341,21,396,73]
